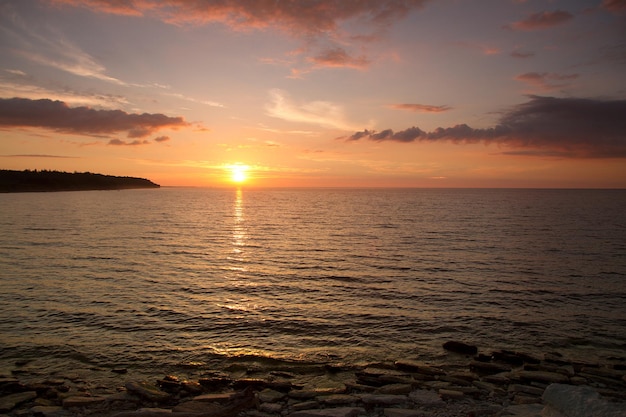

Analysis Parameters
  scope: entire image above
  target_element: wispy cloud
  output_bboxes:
[514,72,579,91]
[0,98,188,138]
[511,49,535,58]
[265,89,360,130]
[389,103,452,113]
[345,96,626,158]
[507,10,574,31]
[51,0,430,72]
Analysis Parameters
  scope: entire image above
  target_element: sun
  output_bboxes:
[228,164,249,184]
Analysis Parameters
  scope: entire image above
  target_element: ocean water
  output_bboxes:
[1,188,625,384]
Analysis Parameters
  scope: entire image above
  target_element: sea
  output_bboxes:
[1,188,625,386]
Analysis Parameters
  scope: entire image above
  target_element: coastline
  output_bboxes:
[2,342,625,417]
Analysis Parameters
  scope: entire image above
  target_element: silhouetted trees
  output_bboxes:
[0,169,160,192]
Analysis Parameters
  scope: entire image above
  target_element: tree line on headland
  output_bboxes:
[0,169,160,193]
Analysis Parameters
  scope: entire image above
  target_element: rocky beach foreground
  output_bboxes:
[1,342,625,417]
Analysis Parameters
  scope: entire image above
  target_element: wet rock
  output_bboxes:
[112,368,128,374]
[29,405,68,417]
[469,361,511,376]
[394,361,444,377]
[438,389,464,400]
[501,403,543,417]
[259,402,283,414]
[258,389,286,403]
[507,384,544,397]
[290,400,319,411]
[374,383,413,395]
[512,394,540,405]
[62,396,106,407]
[193,392,237,402]
[409,389,443,405]
[317,394,357,406]
[383,408,422,417]
[443,341,478,355]
[358,394,408,406]
[125,382,170,402]
[491,350,525,366]
[542,383,626,417]
[171,400,223,413]
[0,391,37,412]
[516,371,569,385]
[289,407,364,417]
[198,373,232,390]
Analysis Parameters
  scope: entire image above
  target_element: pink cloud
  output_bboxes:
[602,0,626,13]
[508,10,573,31]
[389,103,452,113]
[514,72,579,91]
[308,47,370,69]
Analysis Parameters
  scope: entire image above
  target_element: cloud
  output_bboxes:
[153,135,170,142]
[2,154,77,158]
[514,72,579,91]
[511,49,535,58]
[390,103,452,113]
[51,0,430,73]
[308,47,370,69]
[265,89,360,130]
[52,0,429,35]
[602,0,626,14]
[508,10,574,31]
[0,97,188,138]
[345,96,626,158]
[108,139,150,146]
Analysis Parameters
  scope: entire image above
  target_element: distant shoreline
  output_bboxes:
[0,169,160,193]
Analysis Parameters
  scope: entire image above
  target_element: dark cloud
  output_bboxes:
[390,103,452,113]
[0,98,188,138]
[511,50,535,58]
[345,96,626,158]
[153,136,170,142]
[508,10,574,31]
[108,139,150,146]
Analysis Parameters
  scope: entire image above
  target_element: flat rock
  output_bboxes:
[374,384,413,395]
[259,402,283,413]
[516,371,569,384]
[193,392,236,402]
[289,407,365,417]
[438,389,464,400]
[290,401,319,411]
[29,405,68,417]
[502,403,543,417]
[62,396,106,407]
[383,408,423,417]
[443,341,478,355]
[408,389,442,405]
[394,361,444,377]
[171,400,223,413]
[258,388,286,403]
[0,391,37,412]
[543,383,626,417]
[125,381,170,402]
[317,394,357,406]
[358,394,407,406]
[469,361,511,375]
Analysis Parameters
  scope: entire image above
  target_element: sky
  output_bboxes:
[1,0,625,188]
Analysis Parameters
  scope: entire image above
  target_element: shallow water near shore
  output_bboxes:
[1,188,625,386]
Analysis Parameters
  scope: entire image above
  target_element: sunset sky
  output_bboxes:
[1,0,625,188]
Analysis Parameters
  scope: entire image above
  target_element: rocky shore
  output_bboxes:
[2,342,625,417]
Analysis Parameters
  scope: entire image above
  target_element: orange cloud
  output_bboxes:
[308,47,370,69]
[602,0,626,13]
[390,103,452,113]
[508,10,573,31]
[0,98,188,138]
[51,0,429,36]
[514,72,579,91]
[346,96,626,158]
